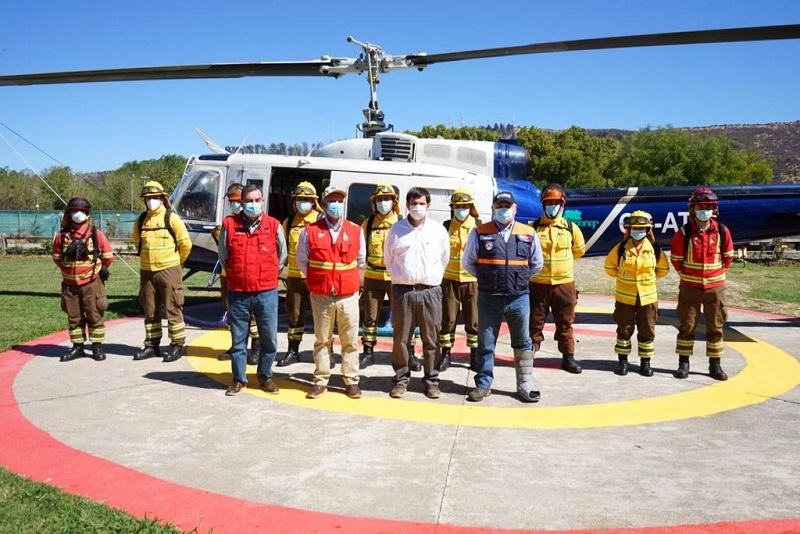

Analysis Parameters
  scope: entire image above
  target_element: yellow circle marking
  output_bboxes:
[188,316,800,429]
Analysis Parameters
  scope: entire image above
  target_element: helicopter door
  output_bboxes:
[267,167,331,224]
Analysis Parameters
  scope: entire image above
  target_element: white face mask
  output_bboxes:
[695,209,713,222]
[408,204,427,220]
[146,198,162,211]
[453,208,470,221]
[376,200,393,215]
[296,200,313,214]
[229,201,242,215]
[70,211,88,224]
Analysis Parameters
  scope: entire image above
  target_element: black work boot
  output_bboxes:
[134,346,161,361]
[61,344,85,362]
[277,340,300,367]
[246,337,260,365]
[217,349,232,361]
[708,358,728,381]
[674,356,690,379]
[439,347,451,372]
[639,358,653,377]
[408,346,422,372]
[614,355,628,376]
[561,354,582,374]
[91,343,106,361]
[163,344,185,363]
[469,347,479,373]
[359,345,375,368]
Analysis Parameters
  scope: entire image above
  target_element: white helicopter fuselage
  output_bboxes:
[171,137,507,273]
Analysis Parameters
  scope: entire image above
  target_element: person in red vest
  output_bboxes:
[52,197,114,362]
[217,184,287,396]
[670,187,734,381]
[296,185,366,400]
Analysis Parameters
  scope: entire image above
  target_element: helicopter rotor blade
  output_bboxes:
[0,59,345,87]
[1,24,798,88]
[407,24,800,66]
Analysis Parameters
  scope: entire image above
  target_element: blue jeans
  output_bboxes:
[474,292,532,389]
[228,288,278,384]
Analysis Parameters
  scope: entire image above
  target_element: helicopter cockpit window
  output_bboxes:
[346,183,399,225]
[172,169,220,223]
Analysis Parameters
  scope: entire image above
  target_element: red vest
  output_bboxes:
[223,214,281,292]
[305,218,361,296]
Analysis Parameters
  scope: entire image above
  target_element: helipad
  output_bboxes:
[3,294,799,533]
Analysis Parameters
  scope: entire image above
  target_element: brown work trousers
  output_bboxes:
[61,276,108,344]
[139,265,186,347]
[390,284,442,388]
[529,281,577,356]
[360,277,392,347]
[440,278,478,348]
[613,299,658,357]
[676,285,727,358]
[285,276,311,342]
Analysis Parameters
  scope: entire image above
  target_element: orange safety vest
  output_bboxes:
[305,219,361,296]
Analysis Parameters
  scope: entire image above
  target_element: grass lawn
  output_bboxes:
[0,254,215,533]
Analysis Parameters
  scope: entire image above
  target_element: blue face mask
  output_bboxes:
[630,229,648,241]
[243,202,262,218]
[229,201,242,215]
[545,204,561,218]
[376,200,393,215]
[695,209,713,222]
[326,201,344,218]
[494,207,514,224]
[453,208,470,221]
[296,200,313,214]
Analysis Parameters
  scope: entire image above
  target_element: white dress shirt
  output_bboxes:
[384,216,450,285]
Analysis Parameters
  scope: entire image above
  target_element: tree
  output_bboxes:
[613,126,773,187]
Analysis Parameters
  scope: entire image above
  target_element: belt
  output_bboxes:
[396,283,438,291]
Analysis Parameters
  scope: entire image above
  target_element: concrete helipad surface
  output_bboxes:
[2,294,799,533]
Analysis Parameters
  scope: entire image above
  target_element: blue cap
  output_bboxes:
[493,191,516,205]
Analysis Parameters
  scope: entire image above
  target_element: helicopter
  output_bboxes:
[2,24,800,278]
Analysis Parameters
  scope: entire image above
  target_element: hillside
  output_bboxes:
[586,121,800,183]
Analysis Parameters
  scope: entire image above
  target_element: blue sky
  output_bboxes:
[1,0,799,173]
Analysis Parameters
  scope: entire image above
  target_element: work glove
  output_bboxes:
[99,265,110,283]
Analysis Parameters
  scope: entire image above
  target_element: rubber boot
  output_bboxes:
[91,343,106,361]
[246,337,260,365]
[469,347,479,373]
[708,358,728,381]
[639,358,653,377]
[439,347,451,372]
[61,344,85,362]
[359,345,375,368]
[561,354,582,374]
[674,356,690,379]
[277,340,300,367]
[514,349,540,403]
[614,355,628,376]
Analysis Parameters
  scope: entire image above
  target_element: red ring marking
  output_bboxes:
[1,319,797,533]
